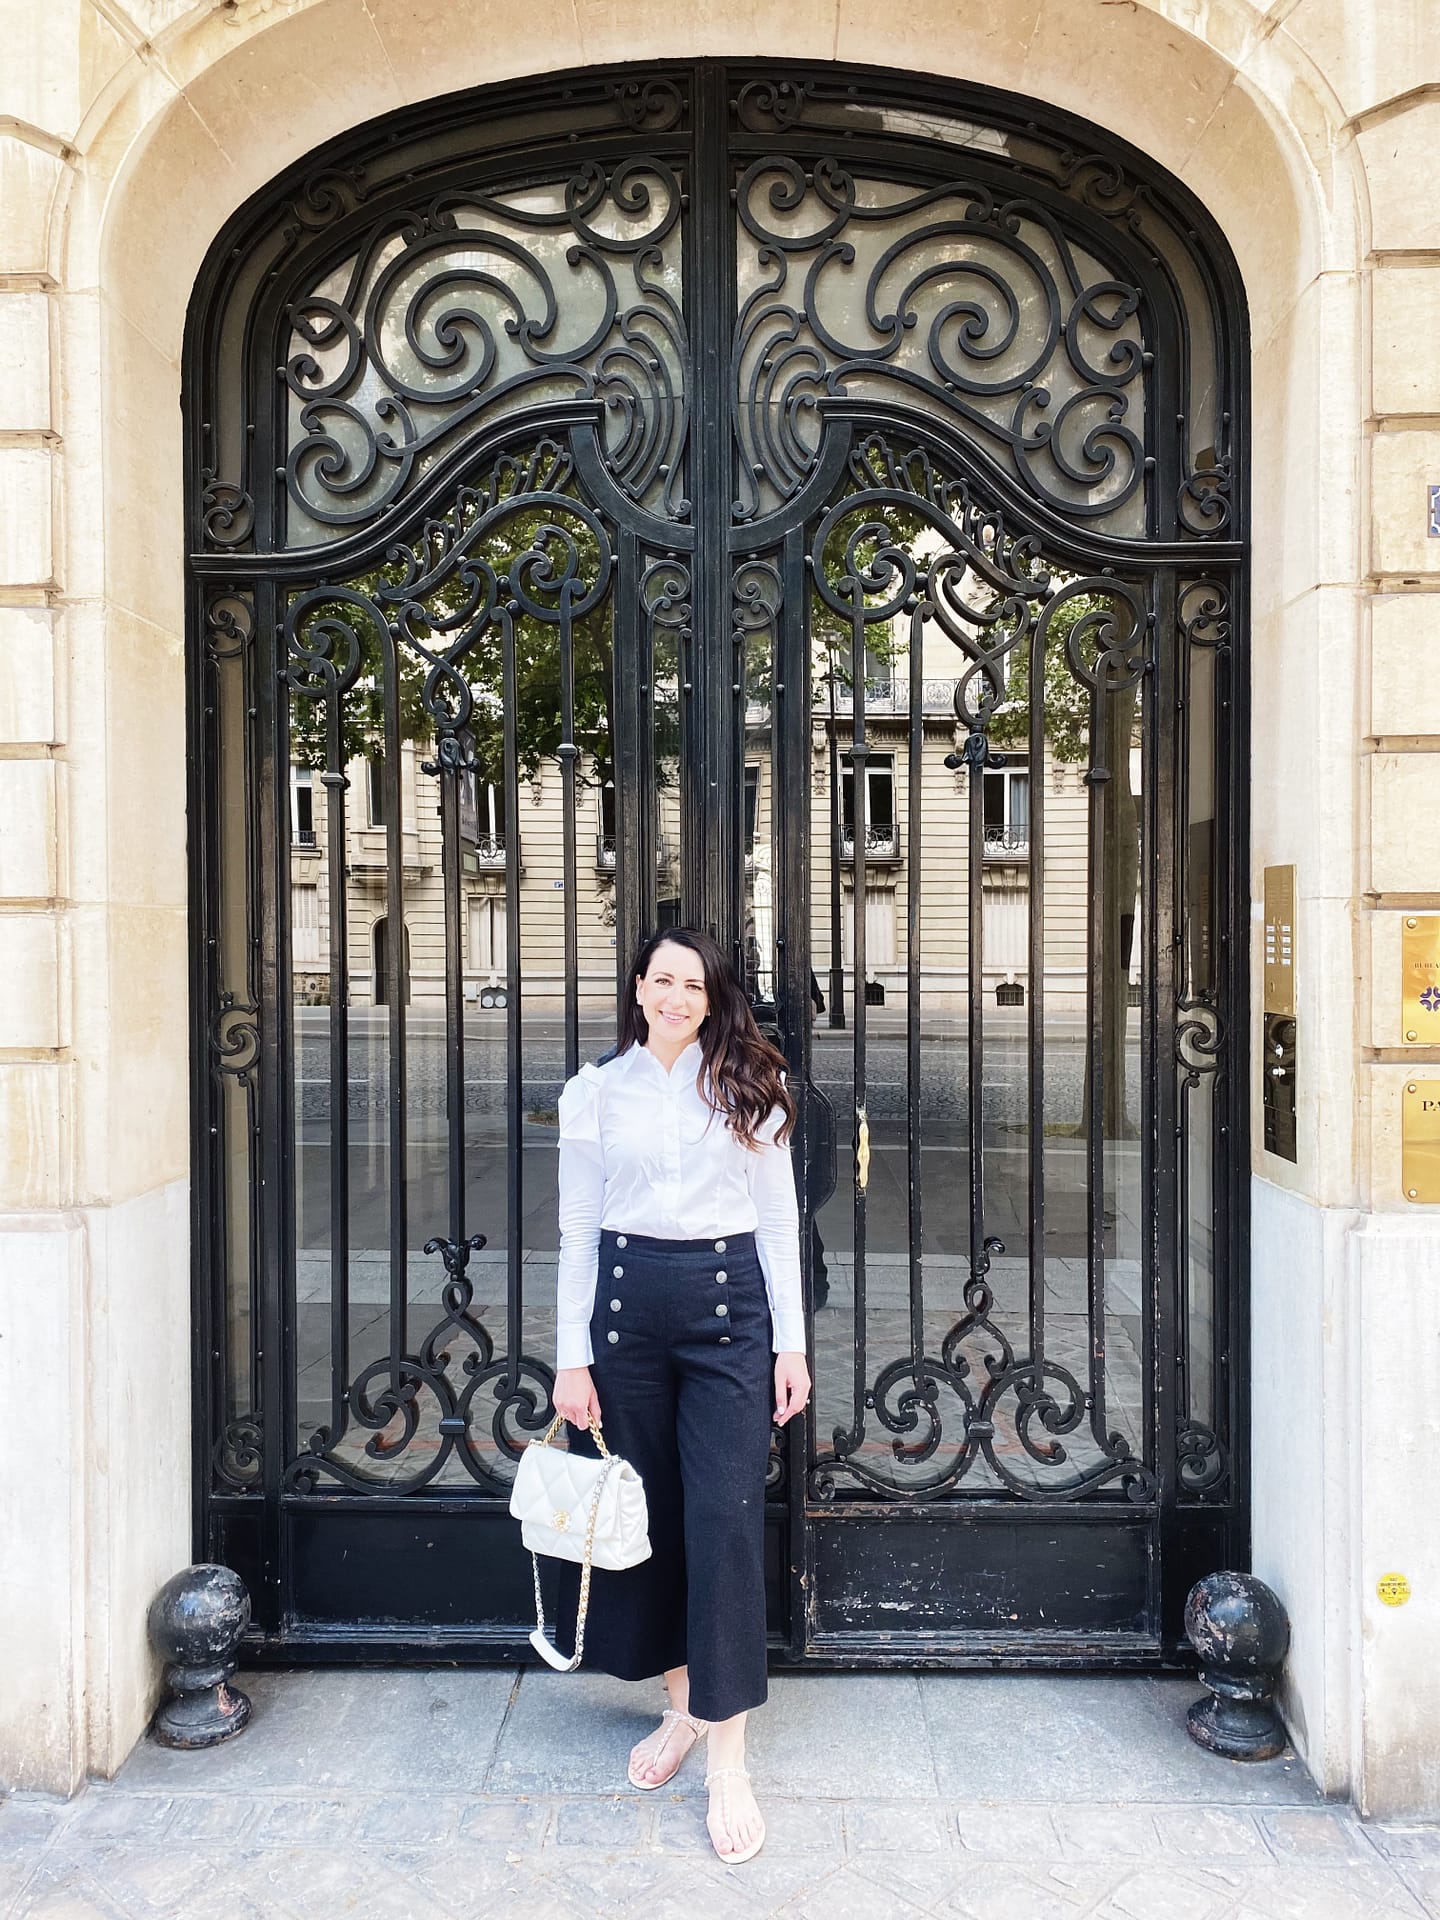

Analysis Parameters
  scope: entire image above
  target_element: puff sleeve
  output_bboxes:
[555,1065,606,1369]
[747,1104,806,1355]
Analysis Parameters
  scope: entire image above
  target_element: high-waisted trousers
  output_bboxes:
[551,1228,773,1722]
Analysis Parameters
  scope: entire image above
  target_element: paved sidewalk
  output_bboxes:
[3,1669,1437,1919]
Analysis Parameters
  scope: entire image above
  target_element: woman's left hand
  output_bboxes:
[773,1352,811,1427]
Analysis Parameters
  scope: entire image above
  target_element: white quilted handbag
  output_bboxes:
[509,1413,651,1671]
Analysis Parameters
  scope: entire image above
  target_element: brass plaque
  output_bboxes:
[1401,916,1440,1045]
[1402,1080,1440,1203]
[1262,865,1295,1016]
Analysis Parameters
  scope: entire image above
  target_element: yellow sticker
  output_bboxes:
[1377,1572,1411,1608]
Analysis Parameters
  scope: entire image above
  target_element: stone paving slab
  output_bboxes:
[918,1672,1322,1805]
[2,1671,1438,1919]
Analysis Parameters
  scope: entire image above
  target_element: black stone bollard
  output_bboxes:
[1184,1570,1290,1761]
[147,1564,253,1749]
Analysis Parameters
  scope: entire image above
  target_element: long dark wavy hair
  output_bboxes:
[617,928,795,1150]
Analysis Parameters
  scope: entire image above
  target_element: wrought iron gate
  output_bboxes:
[188,61,1248,1660]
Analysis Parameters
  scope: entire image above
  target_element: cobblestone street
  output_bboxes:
[3,1671,1436,1920]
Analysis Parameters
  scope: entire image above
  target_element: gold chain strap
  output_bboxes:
[539,1410,610,1458]
[529,1414,613,1669]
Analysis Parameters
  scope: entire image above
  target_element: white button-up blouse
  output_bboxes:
[554,1039,805,1369]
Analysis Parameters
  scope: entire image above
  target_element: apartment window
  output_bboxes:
[291,883,320,964]
[367,754,387,827]
[372,916,411,1005]
[291,766,315,845]
[844,890,897,969]
[743,763,760,858]
[983,762,1029,856]
[596,778,616,866]
[459,772,504,851]
[467,895,507,973]
[841,754,896,855]
[830,639,894,704]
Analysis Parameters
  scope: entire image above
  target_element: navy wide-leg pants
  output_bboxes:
[552,1229,774,1722]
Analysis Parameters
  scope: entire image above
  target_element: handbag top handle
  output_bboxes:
[537,1411,610,1458]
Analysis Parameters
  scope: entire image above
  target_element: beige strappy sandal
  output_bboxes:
[704,1765,766,1864]
[626,1707,708,1790]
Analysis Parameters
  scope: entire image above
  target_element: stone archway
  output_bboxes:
[9,0,1390,1803]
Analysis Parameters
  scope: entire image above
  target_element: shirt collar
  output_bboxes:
[628,1038,703,1081]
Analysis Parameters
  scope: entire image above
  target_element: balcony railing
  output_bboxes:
[596,835,670,872]
[839,825,901,863]
[470,833,506,868]
[292,827,317,847]
[745,677,967,728]
[827,677,965,715]
[983,824,1029,860]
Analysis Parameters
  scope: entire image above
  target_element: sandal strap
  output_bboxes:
[661,1708,709,1736]
[704,1766,751,1786]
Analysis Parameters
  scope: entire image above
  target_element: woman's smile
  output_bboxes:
[636,938,711,1063]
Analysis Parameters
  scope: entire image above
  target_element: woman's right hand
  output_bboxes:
[553,1365,602,1431]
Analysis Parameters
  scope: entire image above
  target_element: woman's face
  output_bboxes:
[636,940,710,1048]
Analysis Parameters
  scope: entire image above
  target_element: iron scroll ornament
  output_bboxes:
[733,156,1148,531]
[281,162,690,541]
[279,442,611,1492]
[726,70,1238,540]
[284,1232,555,1496]
[806,436,1158,1503]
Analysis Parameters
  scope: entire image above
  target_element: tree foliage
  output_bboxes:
[287,469,1113,785]
[287,497,634,791]
[988,591,1110,766]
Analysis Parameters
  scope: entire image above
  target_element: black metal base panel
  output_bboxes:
[187,60,1249,1665]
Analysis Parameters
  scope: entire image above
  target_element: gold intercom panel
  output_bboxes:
[1262,866,1295,1018]
[1262,866,1296,1163]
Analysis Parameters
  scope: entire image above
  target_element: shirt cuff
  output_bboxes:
[556,1324,595,1370]
[770,1310,808,1356]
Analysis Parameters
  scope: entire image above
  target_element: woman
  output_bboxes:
[551,927,812,1865]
